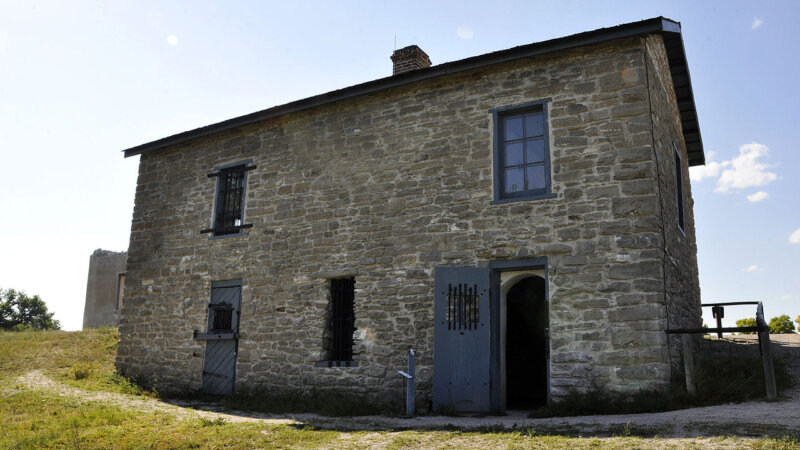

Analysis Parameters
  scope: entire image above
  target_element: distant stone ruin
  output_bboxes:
[82,249,127,329]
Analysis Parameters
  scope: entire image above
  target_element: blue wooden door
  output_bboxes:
[202,281,242,395]
[433,266,492,412]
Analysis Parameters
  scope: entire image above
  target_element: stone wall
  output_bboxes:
[117,34,700,404]
[643,35,703,377]
[83,249,127,329]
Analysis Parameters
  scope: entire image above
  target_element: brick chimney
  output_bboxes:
[391,45,432,75]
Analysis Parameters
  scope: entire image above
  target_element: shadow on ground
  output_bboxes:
[156,335,800,439]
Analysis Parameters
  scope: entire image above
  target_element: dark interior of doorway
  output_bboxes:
[506,275,548,409]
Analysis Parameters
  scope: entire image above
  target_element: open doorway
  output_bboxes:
[505,275,548,409]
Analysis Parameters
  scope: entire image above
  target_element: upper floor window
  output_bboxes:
[673,143,685,233]
[201,160,256,237]
[491,100,553,203]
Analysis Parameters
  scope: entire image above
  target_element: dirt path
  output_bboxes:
[11,370,299,425]
[12,335,800,438]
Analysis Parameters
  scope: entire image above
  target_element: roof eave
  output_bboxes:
[123,16,704,165]
[660,29,705,166]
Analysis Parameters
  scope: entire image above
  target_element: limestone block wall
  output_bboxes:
[644,35,702,377]
[83,249,127,329]
[117,35,699,403]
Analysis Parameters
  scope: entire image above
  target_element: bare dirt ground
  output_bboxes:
[12,334,800,438]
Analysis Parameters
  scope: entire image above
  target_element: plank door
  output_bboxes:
[201,281,242,395]
[433,266,492,412]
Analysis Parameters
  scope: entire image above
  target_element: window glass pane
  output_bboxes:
[504,116,523,141]
[525,138,545,163]
[505,167,524,193]
[526,164,546,191]
[525,112,543,137]
[505,142,524,166]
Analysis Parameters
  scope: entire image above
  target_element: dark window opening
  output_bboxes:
[674,143,685,232]
[210,304,233,332]
[325,277,356,363]
[493,100,552,202]
[446,283,480,330]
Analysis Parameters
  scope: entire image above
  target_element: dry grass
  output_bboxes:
[0,329,798,449]
[0,327,118,378]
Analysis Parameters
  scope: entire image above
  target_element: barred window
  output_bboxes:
[446,283,480,331]
[325,277,356,363]
[215,166,245,234]
[201,161,255,237]
[210,304,233,332]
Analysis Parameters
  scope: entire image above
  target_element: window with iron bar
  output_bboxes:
[324,277,356,365]
[446,283,480,331]
[210,304,233,332]
[201,161,256,237]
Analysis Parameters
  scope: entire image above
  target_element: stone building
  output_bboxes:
[116,17,705,412]
[82,249,127,329]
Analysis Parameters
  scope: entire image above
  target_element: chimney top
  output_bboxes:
[391,45,432,75]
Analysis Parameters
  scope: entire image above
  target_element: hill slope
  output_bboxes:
[1,329,798,448]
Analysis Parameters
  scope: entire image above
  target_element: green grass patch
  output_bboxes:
[0,388,343,449]
[0,327,118,380]
[1,376,797,449]
[0,327,155,397]
[2,329,799,448]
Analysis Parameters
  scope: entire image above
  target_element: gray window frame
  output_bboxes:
[490,99,555,204]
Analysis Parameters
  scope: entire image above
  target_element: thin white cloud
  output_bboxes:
[457,25,474,40]
[741,264,763,273]
[790,228,800,244]
[166,34,179,46]
[781,294,793,300]
[714,142,777,193]
[689,160,726,182]
[746,191,769,203]
[751,17,763,30]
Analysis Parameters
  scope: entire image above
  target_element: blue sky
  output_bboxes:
[1,1,797,331]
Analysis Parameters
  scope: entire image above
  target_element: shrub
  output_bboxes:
[70,362,95,380]
[736,317,757,334]
[198,417,227,427]
[769,315,796,334]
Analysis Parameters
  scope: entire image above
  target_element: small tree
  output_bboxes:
[796,315,800,330]
[0,289,61,331]
[768,315,796,334]
[735,317,757,334]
